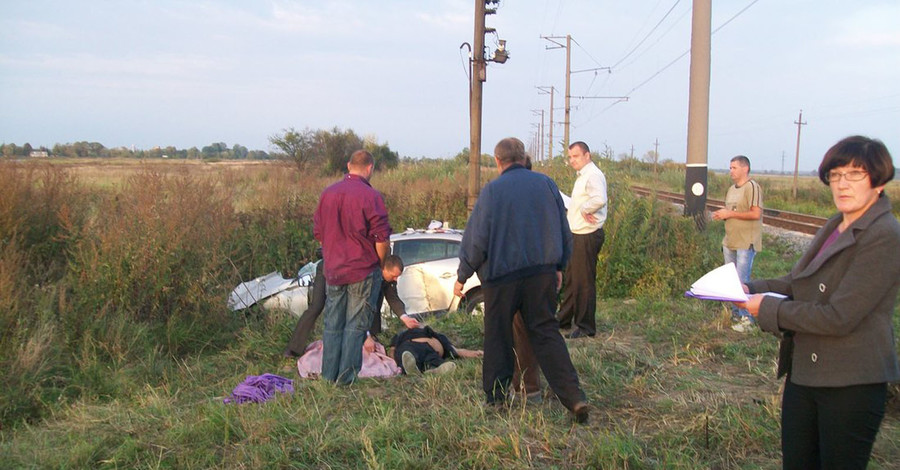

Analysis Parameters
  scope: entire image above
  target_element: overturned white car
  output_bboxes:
[227,224,483,318]
[387,227,483,317]
[226,262,317,316]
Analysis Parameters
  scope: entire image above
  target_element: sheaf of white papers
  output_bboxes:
[685,262,749,302]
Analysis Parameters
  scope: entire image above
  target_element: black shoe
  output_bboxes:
[567,329,594,339]
[484,400,510,411]
[572,402,590,424]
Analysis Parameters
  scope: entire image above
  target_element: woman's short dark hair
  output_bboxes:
[818,135,895,187]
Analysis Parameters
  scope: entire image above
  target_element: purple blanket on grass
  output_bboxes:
[224,373,294,404]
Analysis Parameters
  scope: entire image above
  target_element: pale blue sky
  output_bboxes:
[1,0,898,171]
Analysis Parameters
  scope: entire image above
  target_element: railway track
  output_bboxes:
[632,185,828,235]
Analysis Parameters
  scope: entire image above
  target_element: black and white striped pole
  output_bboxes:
[684,0,711,230]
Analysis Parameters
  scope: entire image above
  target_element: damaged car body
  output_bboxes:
[228,225,483,319]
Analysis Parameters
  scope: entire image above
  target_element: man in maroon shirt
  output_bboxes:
[313,150,392,385]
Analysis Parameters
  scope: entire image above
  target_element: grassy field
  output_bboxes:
[1,157,898,469]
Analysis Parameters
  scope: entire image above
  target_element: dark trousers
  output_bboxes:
[557,228,604,335]
[781,380,886,470]
[483,271,585,410]
[394,341,444,374]
[284,266,327,356]
[512,311,541,394]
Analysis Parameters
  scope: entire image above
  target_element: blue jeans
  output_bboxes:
[723,245,756,321]
[321,271,375,385]
[369,268,384,320]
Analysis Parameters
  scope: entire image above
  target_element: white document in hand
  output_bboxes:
[685,262,749,302]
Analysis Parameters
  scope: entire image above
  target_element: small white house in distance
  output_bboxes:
[29,150,49,158]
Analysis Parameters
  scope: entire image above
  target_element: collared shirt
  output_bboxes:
[567,161,608,234]
[314,173,391,286]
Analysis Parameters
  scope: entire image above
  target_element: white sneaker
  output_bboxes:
[731,316,755,333]
[425,361,457,375]
[402,351,421,375]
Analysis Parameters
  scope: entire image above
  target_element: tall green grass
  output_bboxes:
[2,158,897,469]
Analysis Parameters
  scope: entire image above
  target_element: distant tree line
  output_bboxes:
[3,126,402,176]
[269,126,400,174]
[0,141,271,160]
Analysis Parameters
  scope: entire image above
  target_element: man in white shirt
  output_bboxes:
[558,141,608,338]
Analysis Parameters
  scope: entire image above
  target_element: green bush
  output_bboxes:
[598,181,719,299]
[379,167,470,230]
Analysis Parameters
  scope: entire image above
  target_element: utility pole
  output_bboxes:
[530,124,541,162]
[537,86,555,160]
[467,0,506,212]
[684,0,711,228]
[630,144,634,160]
[564,34,571,150]
[654,138,660,177]
[792,109,807,199]
[542,36,618,154]
[531,109,545,162]
[781,151,785,174]
[467,0,488,212]
[541,35,571,149]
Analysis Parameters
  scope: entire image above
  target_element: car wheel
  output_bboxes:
[463,289,485,315]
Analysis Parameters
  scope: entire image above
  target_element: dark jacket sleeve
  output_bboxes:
[457,186,490,284]
[382,280,407,318]
[552,180,573,271]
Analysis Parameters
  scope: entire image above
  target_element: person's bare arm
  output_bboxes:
[375,241,390,265]
[454,348,483,358]
[363,335,376,353]
[713,205,761,221]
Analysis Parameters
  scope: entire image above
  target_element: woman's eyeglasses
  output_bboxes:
[826,170,867,183]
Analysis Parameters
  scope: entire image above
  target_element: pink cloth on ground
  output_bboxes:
[296,340,401,379]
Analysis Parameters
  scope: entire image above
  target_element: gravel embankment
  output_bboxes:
[763,224,815,255]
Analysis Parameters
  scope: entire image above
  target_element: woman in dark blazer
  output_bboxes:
[738,135,900,469]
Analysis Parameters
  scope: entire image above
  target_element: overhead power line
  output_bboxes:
[618,6,692,71]
[712,0,760,34]
[610,0,682,70]
[596,0,761,116]
[570,37,606,69]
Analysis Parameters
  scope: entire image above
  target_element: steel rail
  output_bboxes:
[632,185,827,235]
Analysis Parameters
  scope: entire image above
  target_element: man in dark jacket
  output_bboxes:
[454,137,589,423]
[367,254,420,341]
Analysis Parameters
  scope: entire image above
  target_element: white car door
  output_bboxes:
[391,238,463,315]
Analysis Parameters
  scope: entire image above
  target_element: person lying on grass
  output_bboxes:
[389,326,483,375]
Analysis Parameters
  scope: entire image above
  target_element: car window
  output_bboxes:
[392,239,459,265]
